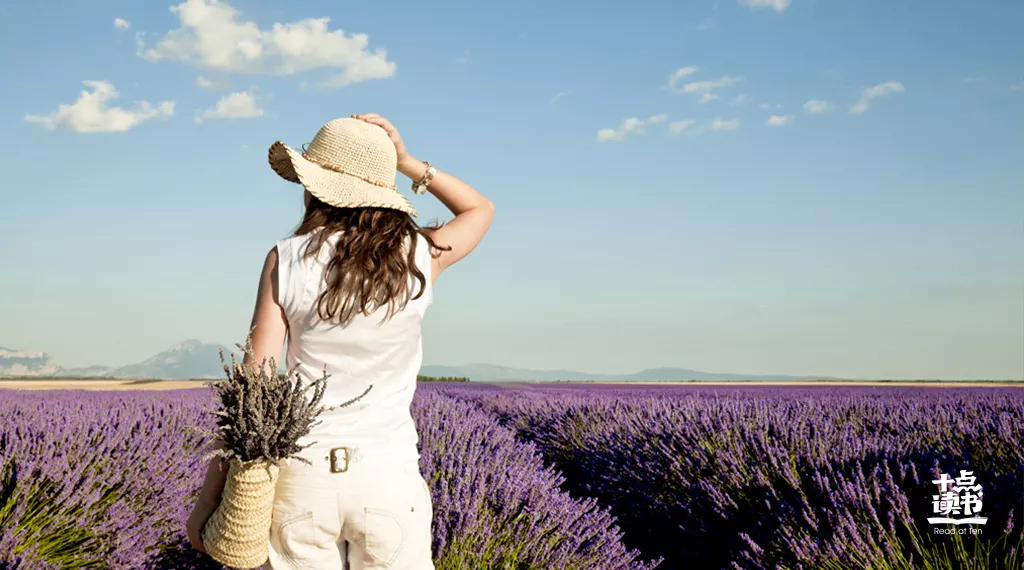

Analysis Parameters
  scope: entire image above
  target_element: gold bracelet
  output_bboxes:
[412,161,436,195]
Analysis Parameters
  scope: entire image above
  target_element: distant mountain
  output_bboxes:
[0,340,240,380]
[418,363,845,382]
[0,347,61,377]
[60,366,115,378]
[0,342,862,382]
[106,340,239,379]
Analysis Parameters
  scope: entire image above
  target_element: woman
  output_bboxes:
[185,113,494,569]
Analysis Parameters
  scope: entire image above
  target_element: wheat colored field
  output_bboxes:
[0,379,209,390]
[0,378,1020,390]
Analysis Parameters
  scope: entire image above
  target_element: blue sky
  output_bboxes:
[0,0,1021,380]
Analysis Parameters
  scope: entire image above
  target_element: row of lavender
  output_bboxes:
[0,388,657,570]
[440,384,1024,569]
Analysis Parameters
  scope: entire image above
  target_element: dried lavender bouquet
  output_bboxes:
[197,333,372,469]
[195,331,372,569]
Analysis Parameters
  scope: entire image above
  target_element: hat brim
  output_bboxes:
[268,141,418,218]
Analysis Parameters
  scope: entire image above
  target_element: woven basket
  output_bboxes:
[202,458,280,569]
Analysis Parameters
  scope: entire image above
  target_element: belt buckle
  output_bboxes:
[329,446,350,473]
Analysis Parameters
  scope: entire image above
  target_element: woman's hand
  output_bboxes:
[351,113,412,169]
[354,112,495,286]
[186,498,217,553]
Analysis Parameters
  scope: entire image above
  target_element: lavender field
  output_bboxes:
[1,383,1023,570]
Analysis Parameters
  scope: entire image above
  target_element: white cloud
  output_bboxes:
[803,99,835,114]
[114,18,131,30]
[1010,81,1024,91]
[669,67,743,103]
[849,81,904,114]
[673,74,744,102]
[668,66,699,90]
[738,0,792,12]
[669,119,696,134]
[765,114,794,126]
[960,75,986,84]
[550,92,566,104]
[195,89,265,123]
[196,75,232,90]
[597,114,667,142]
[137,0,396,88]
[710,117,740,131]
[24,80,174,133]
[758,102,772,110]
[455,49,469,64]
[730,93,748,106]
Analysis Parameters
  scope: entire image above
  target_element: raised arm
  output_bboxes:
[353,113,495,283]
[397,155,494,279]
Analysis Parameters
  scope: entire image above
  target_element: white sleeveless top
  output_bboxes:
[275,229,433,463]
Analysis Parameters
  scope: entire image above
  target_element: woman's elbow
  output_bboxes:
[478,198,495,219]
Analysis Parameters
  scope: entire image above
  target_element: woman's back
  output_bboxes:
[188,114,493,568]
[276,229,433,461]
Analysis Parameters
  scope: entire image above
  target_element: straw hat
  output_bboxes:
[268,117,418,217]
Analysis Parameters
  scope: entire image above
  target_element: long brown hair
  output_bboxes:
[295,195,450,326]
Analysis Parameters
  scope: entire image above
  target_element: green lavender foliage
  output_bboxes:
[191,330,372,469]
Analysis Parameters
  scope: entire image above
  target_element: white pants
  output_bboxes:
[262,441,435,570]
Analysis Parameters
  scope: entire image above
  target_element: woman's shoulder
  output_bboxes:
[275,232,304,248]
[275,230,323,255]
[273,234,296,257]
